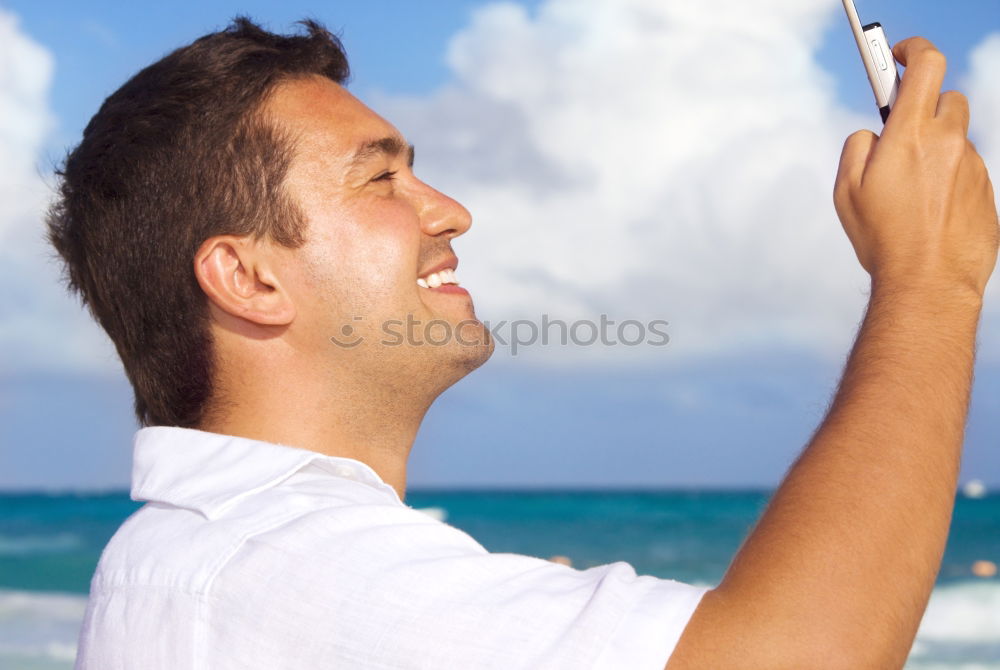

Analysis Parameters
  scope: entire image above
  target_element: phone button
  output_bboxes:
[869,39,888,70]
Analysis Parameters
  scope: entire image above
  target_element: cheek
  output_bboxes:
[304,200,420,305]
[354,200,421,287]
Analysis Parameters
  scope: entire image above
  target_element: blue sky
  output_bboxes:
[8,0,999,162]
[1,0,998,491]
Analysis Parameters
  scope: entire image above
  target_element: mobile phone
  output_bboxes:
[842,0,901,124]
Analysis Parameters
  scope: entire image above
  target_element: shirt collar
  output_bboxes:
[130,426,401,520]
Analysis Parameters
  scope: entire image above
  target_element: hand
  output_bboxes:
[833,36,999,299]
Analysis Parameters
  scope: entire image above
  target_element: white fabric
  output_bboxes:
[74,426,710,669]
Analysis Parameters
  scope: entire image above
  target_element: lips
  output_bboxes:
[418,256,458,278]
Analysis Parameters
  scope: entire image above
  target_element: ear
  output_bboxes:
[193,235,296,326]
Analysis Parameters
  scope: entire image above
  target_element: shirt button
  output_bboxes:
[334,465,354,478]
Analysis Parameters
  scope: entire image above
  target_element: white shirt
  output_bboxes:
[75,426,709,669]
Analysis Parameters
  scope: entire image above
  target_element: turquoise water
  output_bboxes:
[2,490,998,668]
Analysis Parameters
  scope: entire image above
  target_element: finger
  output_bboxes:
[889,37,948,122]
[936,91,970,137]
[836,130,879,194]
[959,140,988,190]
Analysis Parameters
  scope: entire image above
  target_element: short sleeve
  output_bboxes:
[206,502,710,670]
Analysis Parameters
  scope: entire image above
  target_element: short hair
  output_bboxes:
[46,17,350,427]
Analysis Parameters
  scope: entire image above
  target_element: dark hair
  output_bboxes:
[46,17,350,428]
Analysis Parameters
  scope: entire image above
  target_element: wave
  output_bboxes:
[917,581,1000,641]
[907,581,1000,668]
[0,581,997,669]
[0,589,85,669]
[414,506,447,522]
[0,532,81,556]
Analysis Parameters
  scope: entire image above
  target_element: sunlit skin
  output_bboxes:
[193,75,495,499]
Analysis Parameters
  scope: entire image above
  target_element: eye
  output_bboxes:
[372,170,398,183]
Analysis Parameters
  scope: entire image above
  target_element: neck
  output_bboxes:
[199,358,434,502]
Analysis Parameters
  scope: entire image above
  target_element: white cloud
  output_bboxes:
[3,4,997,375]
[0,9,120,374]
[375,0,999,365]
[0,9,53,243]
[963,31,1000,349]
[965,32,1000,181]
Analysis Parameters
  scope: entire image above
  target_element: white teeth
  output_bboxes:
[417,268,460,288]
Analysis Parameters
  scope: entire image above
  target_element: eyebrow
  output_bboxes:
[347,136,415,172]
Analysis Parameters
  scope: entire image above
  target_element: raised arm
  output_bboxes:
[667,37,999,670]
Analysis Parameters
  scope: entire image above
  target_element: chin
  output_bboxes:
[447,319,495,373]
[373,312,494,397]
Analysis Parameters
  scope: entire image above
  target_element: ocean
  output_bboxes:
[1,489,998,669]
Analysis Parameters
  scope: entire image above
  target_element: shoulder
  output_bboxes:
[207,511,709,670]
[89,475,710,669]
[91,470,423,593]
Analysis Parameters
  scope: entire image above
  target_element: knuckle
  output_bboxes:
[833,177,851,200]
[846,129,875,148]
[834,177,860,210]
[900,36,936,54]
[941,90,968,107]
[922,48,947,70]
[973,150,989,175]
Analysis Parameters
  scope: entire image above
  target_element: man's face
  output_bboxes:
[265,75,493,393]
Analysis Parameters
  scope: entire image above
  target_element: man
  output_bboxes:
[51,16,996,670]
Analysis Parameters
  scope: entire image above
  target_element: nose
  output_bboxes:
[418,182,472,239]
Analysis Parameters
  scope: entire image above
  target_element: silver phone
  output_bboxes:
[842,0,901,124]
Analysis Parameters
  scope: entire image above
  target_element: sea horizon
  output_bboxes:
[2,488,998,668]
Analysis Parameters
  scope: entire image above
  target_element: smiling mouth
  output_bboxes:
[416,268,460,289]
